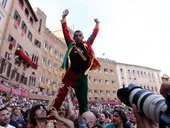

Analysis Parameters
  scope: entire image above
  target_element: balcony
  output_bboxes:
[15,50,32,66]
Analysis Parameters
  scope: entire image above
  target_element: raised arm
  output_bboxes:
[61,9,72,46]
[87,18,100,45]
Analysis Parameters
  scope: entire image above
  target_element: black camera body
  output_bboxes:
[117,84,170,128]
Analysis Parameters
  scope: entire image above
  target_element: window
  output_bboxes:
[0,12,3,23]
[141,71,143,75]
[49,46,53,54]
[110,69,114,74]
[100,90,104,94]
[94,90,99,94]
[44,42,48,49]
[129,77,131,80]
[42,57,46,65]
[144,72,146,75]
[53,64,59,70]
[99,79,103,83]
[24,8,29,18]
[1,0,7,8]
[133,70,135,74]
[13,10,21,25]
[28,31,33,41]
[111,80,115,84]
[48,60,52,68]
[40,77,44,83]
[122,77,124,79]
[134,78,136,80]
[151,87,154,91]
[148,72,150,77]
[120,68,123,73]
[8,34,16,47]
[98,67,102,72]
[21,21,27,33]
[105,80,109,84]
[34,39,41,48]
[60,54,63,59]
[137,71,140,75]
[38,19,42,33]
[104,68,109,73]
[128,69,130,74]
[113,91,117,94]
[30,17,33,25]
[18,0,24,8]
[94,78,98,82]
[152,73,154,78]
[106,90,110,94]
[54,50,59,57]
[32,54,38,64]
[2,61,7,75]
[46,79,50,85]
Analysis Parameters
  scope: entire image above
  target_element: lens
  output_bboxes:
[117,84,167,123]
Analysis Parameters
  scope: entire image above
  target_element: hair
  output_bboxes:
[24,109,31,124]
[74,30,82,34]
[0,107,8,112]
[113,109,128,127]
[30,104,47,126]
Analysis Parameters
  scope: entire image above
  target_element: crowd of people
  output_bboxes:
[1,81,168,128]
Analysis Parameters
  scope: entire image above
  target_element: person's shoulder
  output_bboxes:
[7,124,15,128]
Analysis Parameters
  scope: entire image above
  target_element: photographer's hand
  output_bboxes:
[132,104,159,128]
[160,82,170,98]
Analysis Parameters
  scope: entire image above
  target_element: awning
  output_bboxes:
[31,62,38,70]
[15,50,32,65]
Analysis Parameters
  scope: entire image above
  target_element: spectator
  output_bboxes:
[0,107,15,128]
[105,109,132,128]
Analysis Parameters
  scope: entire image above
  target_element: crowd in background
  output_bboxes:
[0,87,139,128]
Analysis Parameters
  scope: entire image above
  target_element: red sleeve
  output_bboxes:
[87,24,99,45]
[61,18,72,46]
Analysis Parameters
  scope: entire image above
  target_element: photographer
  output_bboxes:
[131,82,170,128]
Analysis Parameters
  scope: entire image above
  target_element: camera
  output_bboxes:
[117,84,170,128]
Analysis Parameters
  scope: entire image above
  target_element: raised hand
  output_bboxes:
[62,9,69,19]
[94,18,100,24]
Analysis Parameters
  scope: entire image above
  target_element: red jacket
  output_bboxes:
[61,18,101,76]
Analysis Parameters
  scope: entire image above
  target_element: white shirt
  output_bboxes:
[0,124,15,128]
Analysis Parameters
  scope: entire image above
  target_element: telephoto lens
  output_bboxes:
[117,84,167,122]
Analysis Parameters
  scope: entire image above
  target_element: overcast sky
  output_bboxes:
[30,0,170,76]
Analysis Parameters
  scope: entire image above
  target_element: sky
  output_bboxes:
[29,0,170,76]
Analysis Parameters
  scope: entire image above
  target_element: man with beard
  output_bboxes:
[97,113,106,127]
[0,107,15,128]
[53,9,100,115]
[29,104,74,128]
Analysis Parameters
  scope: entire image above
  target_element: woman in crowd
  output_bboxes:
[105,109,132,128]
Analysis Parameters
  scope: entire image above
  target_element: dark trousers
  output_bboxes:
[53,70,88,115]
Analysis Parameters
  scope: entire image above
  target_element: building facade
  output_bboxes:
[88,58,119,101]
[116,62,162,93]
[0,0,66,96]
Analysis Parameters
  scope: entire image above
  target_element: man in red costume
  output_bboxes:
[53,9,100,115]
